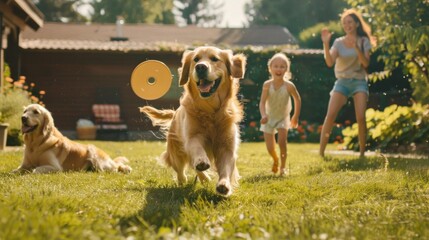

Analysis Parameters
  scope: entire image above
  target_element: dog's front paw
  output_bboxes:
[11,168,31,174]
[216,179,232,196]
[196,161,210,171]
[194,156,210,171]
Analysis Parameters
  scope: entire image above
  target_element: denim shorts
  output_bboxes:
[331,78,369,98]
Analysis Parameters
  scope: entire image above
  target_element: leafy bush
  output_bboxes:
[298,21,342,48]
[342,103,429,153]
[1,70,46,145]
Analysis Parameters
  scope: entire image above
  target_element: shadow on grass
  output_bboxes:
[242,174,284,184]
[322,155,429,173]
[119,182,226,232]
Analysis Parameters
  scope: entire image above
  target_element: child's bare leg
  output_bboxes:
[277,129,288,175]
[264,132,278,173]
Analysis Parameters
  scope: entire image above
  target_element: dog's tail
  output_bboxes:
[140,106,175,131]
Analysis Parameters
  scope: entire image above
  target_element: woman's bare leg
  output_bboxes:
[353,92,368,157]
[319,92,347,157]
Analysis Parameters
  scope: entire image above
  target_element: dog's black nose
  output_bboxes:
[195,63,208,77]
[21,116,28,123]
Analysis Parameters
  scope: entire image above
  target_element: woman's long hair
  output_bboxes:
[341,9,376,46]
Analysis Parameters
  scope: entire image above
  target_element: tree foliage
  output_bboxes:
[89,0,175,24]
[173,0,223,27]
[246,0,347,36]
[33,0,88,22]
[347,0,429,104]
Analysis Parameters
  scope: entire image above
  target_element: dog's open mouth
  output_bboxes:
[197,77,221,98]
[22,123,37,134]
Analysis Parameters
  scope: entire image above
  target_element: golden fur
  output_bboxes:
[13,104,132,174]
[140,46,246,196]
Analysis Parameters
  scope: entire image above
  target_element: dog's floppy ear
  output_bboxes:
[42,108,54,136]
[179,50,194,86]
[230,53,247,79]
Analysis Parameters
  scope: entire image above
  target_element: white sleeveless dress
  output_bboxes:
[260,81,292,134]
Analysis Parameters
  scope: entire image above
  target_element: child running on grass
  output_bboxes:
[259,53,301,176]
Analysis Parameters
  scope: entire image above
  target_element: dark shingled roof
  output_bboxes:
[21,22,323,55]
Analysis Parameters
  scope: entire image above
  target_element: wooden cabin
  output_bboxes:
[0,0,43,91]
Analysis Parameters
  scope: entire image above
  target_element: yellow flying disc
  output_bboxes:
[131,60,172,100]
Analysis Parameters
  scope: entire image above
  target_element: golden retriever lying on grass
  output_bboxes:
[13,104,132,174]
[140,46,246,196]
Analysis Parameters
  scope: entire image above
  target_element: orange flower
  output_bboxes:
[3,75,46,105]
[249,121,257,128]
[30,96,39,102]
[317,125,323,133]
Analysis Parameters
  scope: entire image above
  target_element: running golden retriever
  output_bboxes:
[13,104,132,174]
[140,46,246,196]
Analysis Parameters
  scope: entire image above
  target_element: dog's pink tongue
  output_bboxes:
[22,126,33,133]
[199,85,211,92]
[198,81,213,92]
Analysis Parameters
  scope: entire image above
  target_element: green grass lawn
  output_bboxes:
[1,141,428,239]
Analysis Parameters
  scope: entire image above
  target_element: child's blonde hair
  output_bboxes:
[267,52,292,80]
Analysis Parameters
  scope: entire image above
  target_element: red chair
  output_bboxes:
[92,104,128,140]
